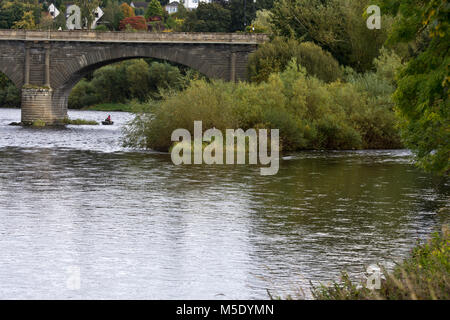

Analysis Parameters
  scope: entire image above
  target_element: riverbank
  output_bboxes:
[80,103,135,113]
[311,225,449,300]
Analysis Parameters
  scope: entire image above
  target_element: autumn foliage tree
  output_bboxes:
[120,2,135,18]
[119,16,147,31]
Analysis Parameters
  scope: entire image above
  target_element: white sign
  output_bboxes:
[92,7,104,29]
[48,4,60,19]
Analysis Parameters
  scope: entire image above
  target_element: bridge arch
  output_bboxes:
[50,43,231,117]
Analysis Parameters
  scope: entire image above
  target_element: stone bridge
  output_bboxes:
[0,30,267,124]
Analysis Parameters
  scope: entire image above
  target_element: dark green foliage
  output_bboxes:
[381,0,449,175]
[0,73,20,108]
[270,0,391,72]
[0,0,42,29]
[182,3,231,32]
[103,0,124,30]
[248,37,343,83]
[68,59,192,108]
[145,0,163,18]
[68,79,100,109]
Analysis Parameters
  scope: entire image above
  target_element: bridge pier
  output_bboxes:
[21,87,64,125]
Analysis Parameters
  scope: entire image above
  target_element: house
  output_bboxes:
[183,0,212,10]
[130,2,149,9]
[135,0,213,13]
[165,1,180,14]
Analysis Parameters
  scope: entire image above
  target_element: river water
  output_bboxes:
[0,108,448,299]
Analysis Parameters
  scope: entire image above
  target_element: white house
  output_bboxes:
[164,0,213,12]
[165,1,180,14]
[183,0,212,10]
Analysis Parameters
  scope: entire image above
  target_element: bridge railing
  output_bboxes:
[0,29,268,44]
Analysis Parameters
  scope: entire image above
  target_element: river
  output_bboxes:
[0,108,448,299]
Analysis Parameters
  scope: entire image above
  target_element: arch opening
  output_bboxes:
[0,72,21,109]
[64,57,206,111]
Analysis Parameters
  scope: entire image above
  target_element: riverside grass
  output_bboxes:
[312,226,450,300]
[63,117,98,125]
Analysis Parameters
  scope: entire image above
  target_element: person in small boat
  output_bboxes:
[105,115,112,123]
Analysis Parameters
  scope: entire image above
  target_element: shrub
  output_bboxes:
[119,16,147,31]
[248,38,343,83]
[68,79,100,109]
[123,60,401,152]
[95,24,108,32]
[312,226,450,300]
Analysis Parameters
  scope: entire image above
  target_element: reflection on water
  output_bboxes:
[0,108,448,299]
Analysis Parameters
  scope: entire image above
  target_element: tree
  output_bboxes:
[54,4,67,30]
[248,37,343,83]
[120,2,135,18]
[12,11,36,29]
[182,3,231,32]
[270,0,391,72]
[228,0,257,32]
[119,16,147,31]
[75,0,101,30]
[38,12,54,30]
[126,60,151,102]
[103,0,124,30]
[145,0,164,19]
[381,0,449,175]
[0,0,42,29]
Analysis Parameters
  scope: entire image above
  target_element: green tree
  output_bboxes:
[0,73,20,108]
[381,0,449,175]
[145,0,164,19]
[0,0,42,29]
[91,64,130,102]
[54,4,67,30]
[126,60,151,102]
[248,37,343,83]
[12,11,36,29]
[103,0,124,30]
[182,3,231,32]
[270,0,391,72]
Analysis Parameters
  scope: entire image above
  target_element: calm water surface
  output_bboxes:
[0,108,448,299]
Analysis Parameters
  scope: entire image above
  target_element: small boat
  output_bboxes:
[102,121,114,125]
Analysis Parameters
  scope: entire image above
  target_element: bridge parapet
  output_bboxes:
[0,30,268,44]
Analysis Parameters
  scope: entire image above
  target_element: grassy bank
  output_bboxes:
[63,117,99,125]
[80,103,135,113]
[312,226,449,300]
